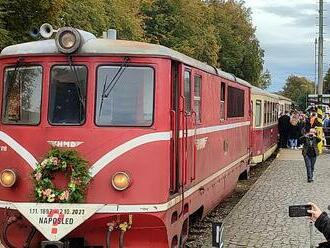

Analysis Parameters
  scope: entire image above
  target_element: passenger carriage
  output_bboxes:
[250,87,281,164]
[0,25,251,247]
[278,95,292,115]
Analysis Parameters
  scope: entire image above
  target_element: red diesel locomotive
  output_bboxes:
[0,24,289,248]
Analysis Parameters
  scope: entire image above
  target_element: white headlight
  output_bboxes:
[55,27,81,54]
[0,169,17,188]
[112,172,131,191]
[60,32,76,49]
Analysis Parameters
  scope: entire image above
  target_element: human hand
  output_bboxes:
[308,202,323,222]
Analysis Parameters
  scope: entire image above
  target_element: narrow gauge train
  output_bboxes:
[250,87,292,164]
[0,24,290,248]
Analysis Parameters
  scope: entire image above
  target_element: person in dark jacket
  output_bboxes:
[278,111,290,148]
[297,114,307,147]
[308,202,330,243]
[300,128,321,182]
[288,117,300,149]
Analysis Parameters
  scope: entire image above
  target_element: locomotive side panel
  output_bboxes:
[178,66,251,220]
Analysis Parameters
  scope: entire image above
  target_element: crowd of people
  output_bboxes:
[278,109,327,183]
[278,110,329,151]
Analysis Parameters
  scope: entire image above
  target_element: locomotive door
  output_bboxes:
[180,68,196,185]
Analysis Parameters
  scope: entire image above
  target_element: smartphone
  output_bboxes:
[289,205,312,217]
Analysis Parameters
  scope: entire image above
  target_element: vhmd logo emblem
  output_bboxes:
[47,141,84,148]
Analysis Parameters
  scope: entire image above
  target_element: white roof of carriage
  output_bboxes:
[251,86,278,98]
[1,38,251,87]
[251,85,292,103]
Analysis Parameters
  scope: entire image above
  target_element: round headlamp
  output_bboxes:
[0,169,17,188]
[55,27,81,54]
[112,172,131,191]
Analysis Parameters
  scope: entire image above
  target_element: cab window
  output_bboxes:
[184,70,191,113]
[2,66,42,125]
[220,82,226,120]
[96,66,154,126]
[194,75,202,123]
[227,86,244,118]
[48,65,87,125]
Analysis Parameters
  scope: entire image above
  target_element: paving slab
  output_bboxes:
[223,149,330,247]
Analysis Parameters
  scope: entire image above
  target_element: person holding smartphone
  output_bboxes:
[308,202,330,242]
[300,128,321,182]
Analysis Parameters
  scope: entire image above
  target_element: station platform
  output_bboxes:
[223,149,330,247]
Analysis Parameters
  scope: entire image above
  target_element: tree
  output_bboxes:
[208,0,265,87]
[0,0,268,90]
[143,0,219,65]
[258,69,271,89]
[0,0,10,49]
[55,0,108,36]
[103,0,146,41]
[0,0,108,45]
[323,67,330,94]
[282,75,315,109]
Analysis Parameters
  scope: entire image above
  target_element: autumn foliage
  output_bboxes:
[0,0,269,88]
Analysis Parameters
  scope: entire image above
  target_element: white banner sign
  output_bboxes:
[14,203,103,241]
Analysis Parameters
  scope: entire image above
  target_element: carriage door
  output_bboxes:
[180,69,196,185]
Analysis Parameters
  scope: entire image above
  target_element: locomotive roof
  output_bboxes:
[1,38,251,87]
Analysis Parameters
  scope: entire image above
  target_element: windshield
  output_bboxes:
[2,66,42,125]
[96,66,154,126]
[48,65,87,125]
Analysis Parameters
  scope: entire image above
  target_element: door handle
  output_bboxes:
[223,140,229,152]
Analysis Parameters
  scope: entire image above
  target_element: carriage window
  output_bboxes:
[270,103,272,121]
[227,86,244,118]
[2,66,42,125]
[267,102,270,124]
[194,75,202,123]
[275,103,279,121]
[49,65,87,125]
[255,100,262,127]
[270,102,273,123]
[271,102,273,123]
[264,101,267,125]
[220,82,225,120]
[273,102,276,123]
[96,66,154,126]
[184,70,191,112]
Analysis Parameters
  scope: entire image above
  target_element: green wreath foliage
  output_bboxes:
[32,148,91,203]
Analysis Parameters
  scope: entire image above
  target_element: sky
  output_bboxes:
[244,0,327,92]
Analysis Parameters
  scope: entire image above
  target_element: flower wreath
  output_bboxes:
[32,148,91,203]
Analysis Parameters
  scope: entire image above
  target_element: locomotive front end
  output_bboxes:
[0,24,174,248]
